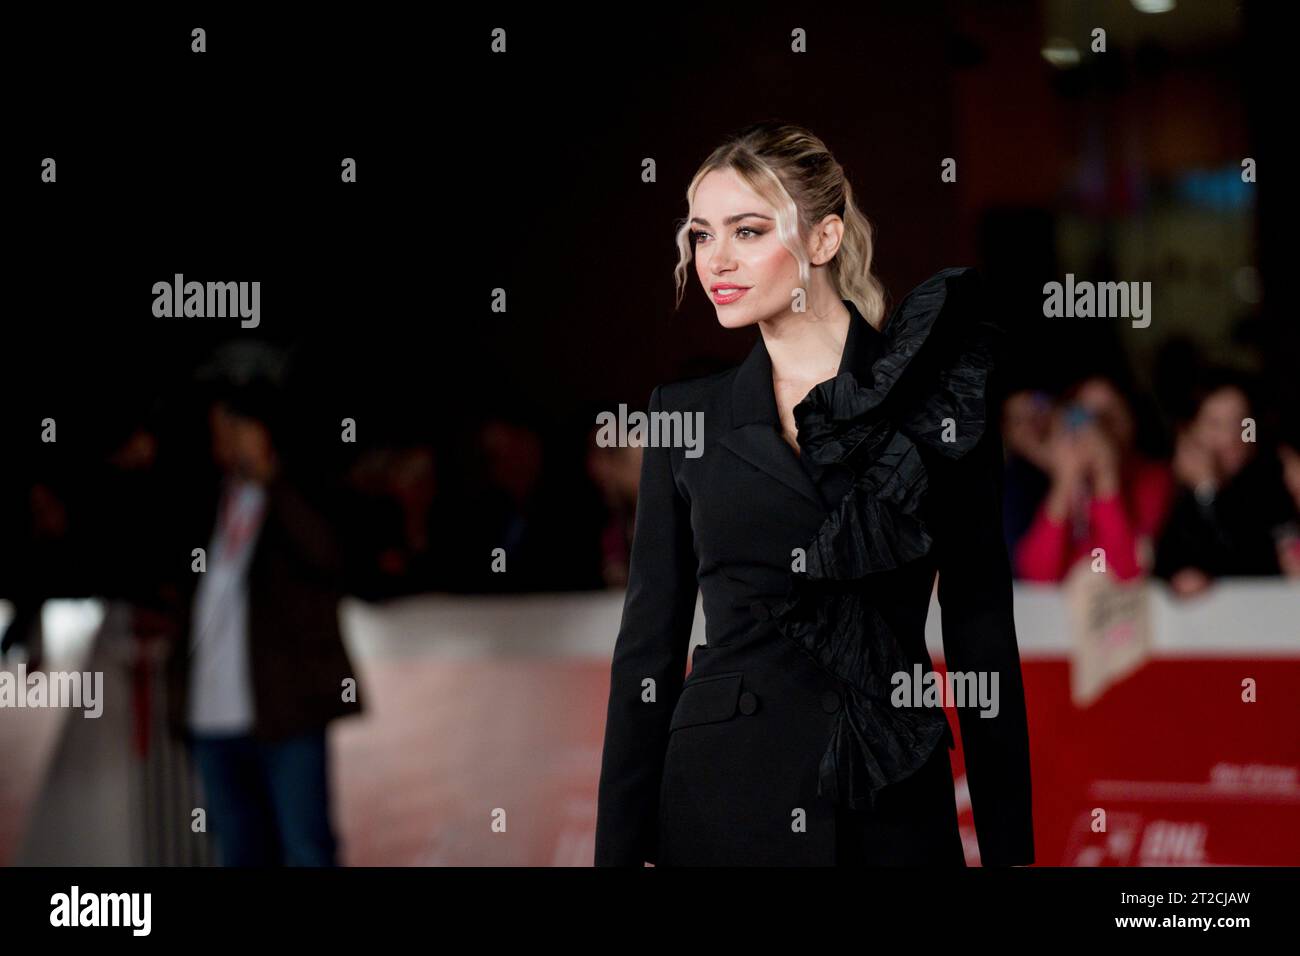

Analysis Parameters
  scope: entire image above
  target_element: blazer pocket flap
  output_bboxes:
[670,672,743,731]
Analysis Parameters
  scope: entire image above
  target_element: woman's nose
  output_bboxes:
[708,242,735,271]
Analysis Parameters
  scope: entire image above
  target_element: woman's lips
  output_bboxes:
[712,287,750,305]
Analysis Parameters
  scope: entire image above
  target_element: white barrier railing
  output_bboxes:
[337,579,1300,661]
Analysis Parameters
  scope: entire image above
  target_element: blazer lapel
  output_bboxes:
[718,333,825,509]
[718,300,884,510]
[837,296,883,382]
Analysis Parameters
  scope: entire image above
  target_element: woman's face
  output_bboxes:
[209,402,239,472]
[1279,444,1300,509]
[1194,386,1253,476]
[1074,377,1135,449]
[690,168,803,329]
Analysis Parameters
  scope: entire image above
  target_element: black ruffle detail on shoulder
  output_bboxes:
[767,267,1003,810]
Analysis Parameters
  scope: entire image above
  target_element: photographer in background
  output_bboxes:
[166,379,364,866]
[1015,374,1174,583]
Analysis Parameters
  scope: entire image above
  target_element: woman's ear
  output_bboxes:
[808,214,845,266]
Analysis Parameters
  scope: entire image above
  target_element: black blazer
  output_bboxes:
[594,269,1034,866]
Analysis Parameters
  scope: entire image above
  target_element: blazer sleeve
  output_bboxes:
[932,425,1036,866]
[593,385,699,866]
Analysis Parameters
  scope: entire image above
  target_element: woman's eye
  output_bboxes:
[691,226,762,245]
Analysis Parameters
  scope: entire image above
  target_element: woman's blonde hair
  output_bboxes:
[673,120,887,328]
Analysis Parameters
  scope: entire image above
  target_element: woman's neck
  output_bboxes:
[760,297,853,385]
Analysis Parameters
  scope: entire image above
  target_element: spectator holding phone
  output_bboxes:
[1015,375,1174,582]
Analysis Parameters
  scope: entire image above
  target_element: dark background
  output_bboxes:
[4,2,1292,597]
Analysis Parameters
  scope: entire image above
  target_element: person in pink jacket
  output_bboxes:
[1015,375,1174,582]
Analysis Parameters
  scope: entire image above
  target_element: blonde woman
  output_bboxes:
[594,121,1033,866]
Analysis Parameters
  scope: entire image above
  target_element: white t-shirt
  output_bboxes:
[186,480,267,734]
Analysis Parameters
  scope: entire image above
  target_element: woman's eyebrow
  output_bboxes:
[689,213,774,227]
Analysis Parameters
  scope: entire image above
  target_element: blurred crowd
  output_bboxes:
[4,347,1300,669]
[1001,366,1300,595]
[0,371,644,665]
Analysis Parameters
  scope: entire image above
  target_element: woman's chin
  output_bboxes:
[715,308,758,330]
